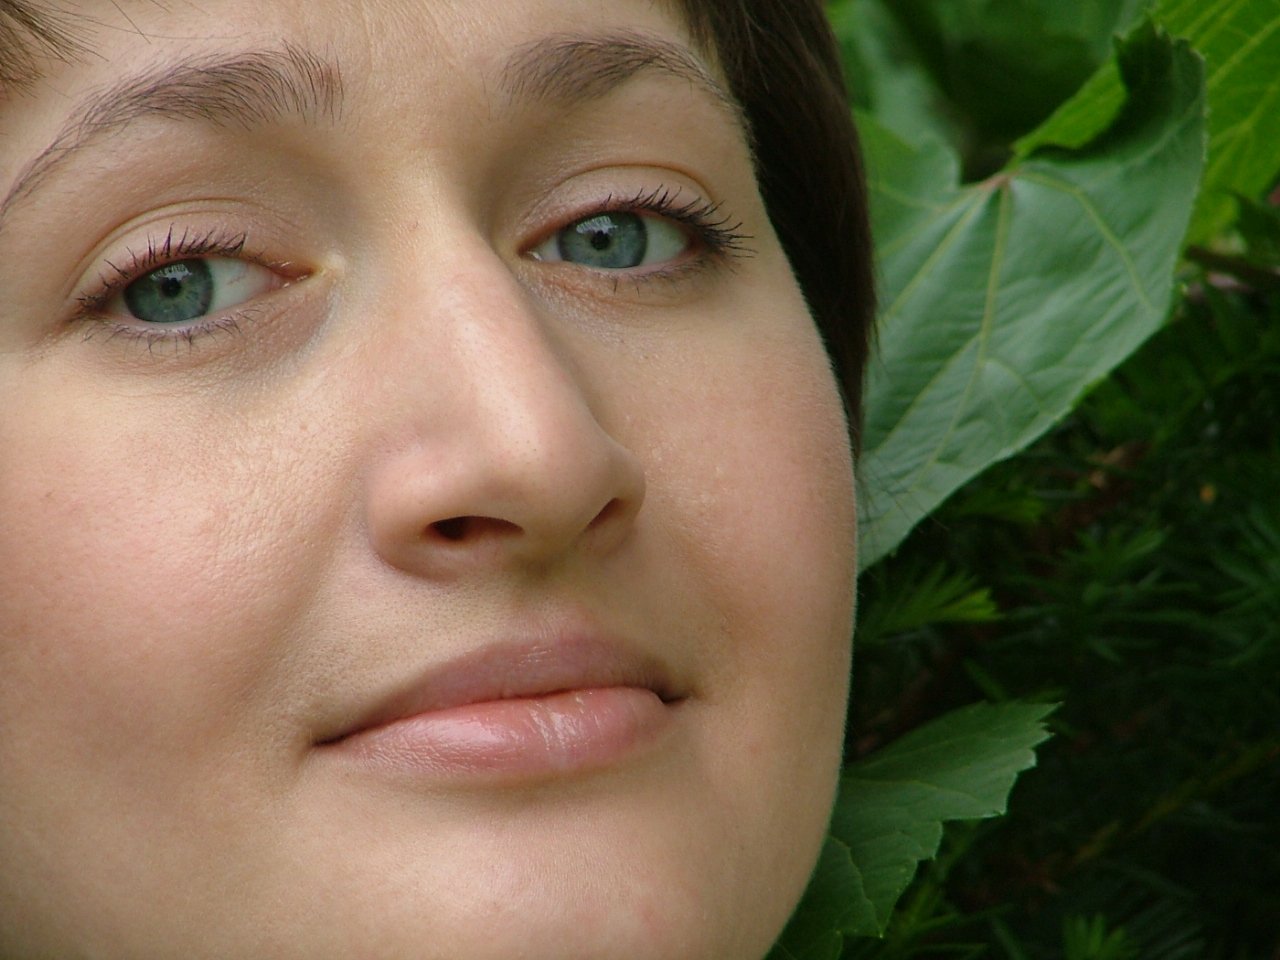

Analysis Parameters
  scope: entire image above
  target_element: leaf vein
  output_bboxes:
[1016,170,1155,314]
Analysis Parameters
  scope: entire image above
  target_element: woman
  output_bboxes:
[0,0,873,956]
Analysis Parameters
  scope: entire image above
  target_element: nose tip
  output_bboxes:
[367,426,646,578]
[360,263,648,579]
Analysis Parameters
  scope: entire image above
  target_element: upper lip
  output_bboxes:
[317,632,682,746]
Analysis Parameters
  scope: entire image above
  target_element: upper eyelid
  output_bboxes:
[70,181,744,307]
[81,238,241,302]
[73,231,300,325]
[522,195,686,248]
[523,187,747,245]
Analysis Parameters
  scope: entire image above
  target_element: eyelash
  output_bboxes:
[74,225,277,353]
[71,188,754,353]
[574,185,754,266]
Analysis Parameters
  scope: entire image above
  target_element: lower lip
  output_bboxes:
[326,687,675,782]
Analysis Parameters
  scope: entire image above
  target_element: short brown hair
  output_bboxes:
[1,0,873,438]
[673,2,875,443]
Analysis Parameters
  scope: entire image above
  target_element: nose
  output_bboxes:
[362,254,646,579]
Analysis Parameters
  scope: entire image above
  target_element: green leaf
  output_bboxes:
[832,701,1056,937]
[766,838,864,960]
[856,562,998,647]
[872,0,1144,143]
[768,702,1055,955]
[1019,0,1280,242]
[827,0,960,151]
[1235,194,1280,266]
[857,24,1205,568]
[1012,56,1129,156]
[1063,914,1140,960]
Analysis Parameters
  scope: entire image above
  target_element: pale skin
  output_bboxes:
[0,1,858,958]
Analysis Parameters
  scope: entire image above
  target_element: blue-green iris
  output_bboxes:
[123,259,215,324]
[558,212,648,269]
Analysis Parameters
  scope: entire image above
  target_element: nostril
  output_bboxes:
[430,517,471,541]
[428,516,521,542]
[587,497,627,530]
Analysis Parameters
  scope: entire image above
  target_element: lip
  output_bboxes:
[316,634,685,783]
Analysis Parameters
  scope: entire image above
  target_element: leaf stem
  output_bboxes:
[1185,245,1280,293]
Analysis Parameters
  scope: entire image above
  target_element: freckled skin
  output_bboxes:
[0,1,857,958]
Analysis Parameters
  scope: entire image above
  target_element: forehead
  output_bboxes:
[0,0,741,230]
[0,1,701,143]
[1,0,706,83]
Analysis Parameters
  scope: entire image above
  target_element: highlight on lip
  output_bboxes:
[315,636,686,783]
[331,686,676,779]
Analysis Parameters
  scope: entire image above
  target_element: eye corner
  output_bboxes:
[525,232,562,265]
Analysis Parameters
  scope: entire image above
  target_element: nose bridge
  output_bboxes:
[436,265,610,492]
[362,241,645,574]
[440,263,584,448]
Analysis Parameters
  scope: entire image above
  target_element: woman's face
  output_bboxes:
[0,1,857,957]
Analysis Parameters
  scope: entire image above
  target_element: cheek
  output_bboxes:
[708,332,855,731]
[632,296,858,917]
[0,381,322,789]
[0,376,345,947]
[651,308,857,675]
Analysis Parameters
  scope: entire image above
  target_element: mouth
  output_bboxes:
[315,634,686,784]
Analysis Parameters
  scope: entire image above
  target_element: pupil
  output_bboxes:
[123,258,215,324]
[558,212,646,268]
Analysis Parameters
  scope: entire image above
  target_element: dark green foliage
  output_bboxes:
[852,273,1280,957]
[792,0,1280,956]
[771,703,1056,957]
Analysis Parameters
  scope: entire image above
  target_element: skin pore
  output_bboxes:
[0,2,858,958]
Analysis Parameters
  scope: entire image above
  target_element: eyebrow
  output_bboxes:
[500,31,746,133]
[0,31,744,235]
[0,43,343,232]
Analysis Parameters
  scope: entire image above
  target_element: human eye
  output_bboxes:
[74,226,303,350]
[527,187,752,275]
